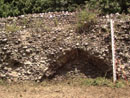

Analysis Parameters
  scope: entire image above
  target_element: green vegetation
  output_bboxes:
[0,0,129,17]
[20,17,29,26]
[0,0,85,17]
[85,0,130,15]
[76,7,97,33]
[81,77,113,87]
[0,77,130,88]
[54,17,58,27]
[40,77,130,88]
[5,24,21,32]
[80,77,130,88]
[0,79,8,85]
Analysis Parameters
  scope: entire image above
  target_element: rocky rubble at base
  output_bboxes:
[0,12,129,82]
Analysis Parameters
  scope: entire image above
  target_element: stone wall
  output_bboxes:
[0,12,129,82]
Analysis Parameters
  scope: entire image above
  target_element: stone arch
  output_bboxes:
[43,48,112,80]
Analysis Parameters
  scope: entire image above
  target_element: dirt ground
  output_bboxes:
[0,81,130,98]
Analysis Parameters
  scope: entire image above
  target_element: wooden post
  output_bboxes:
[110,19,117,82]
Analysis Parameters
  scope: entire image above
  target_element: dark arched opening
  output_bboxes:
[42,48,112,81]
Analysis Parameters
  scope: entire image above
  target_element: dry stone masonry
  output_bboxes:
[0,12,129,82]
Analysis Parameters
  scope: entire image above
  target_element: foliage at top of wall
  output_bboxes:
[85,0,130,14]
[0,0,129,17]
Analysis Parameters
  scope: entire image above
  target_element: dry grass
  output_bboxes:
[0,78,130,98]
[5,24,21,32]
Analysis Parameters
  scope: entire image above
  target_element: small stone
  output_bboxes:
[2,38,7,42]
[9,71,18,77]
[25,61,32,65]
[76,43,79,46]
[23,46,28,49]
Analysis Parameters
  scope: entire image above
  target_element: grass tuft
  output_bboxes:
[0,79,8,85]
[76,8,97,33]
[5,24,21,32]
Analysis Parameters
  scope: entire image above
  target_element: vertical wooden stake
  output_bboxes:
[110,19,117,82]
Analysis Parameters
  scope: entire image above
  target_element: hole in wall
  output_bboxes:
[42,48,112,81]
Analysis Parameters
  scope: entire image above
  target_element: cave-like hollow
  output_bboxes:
[44,48,112,80]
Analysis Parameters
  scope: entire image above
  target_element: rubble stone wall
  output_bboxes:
[0,12,129,81]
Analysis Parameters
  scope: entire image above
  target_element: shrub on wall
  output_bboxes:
[76,7,98,33]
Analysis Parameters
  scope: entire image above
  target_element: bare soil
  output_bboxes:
[0,81,130,98]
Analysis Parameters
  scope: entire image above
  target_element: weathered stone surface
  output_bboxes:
[0,12,129,81]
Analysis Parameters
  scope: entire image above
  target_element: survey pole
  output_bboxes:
[110,19,117,82]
